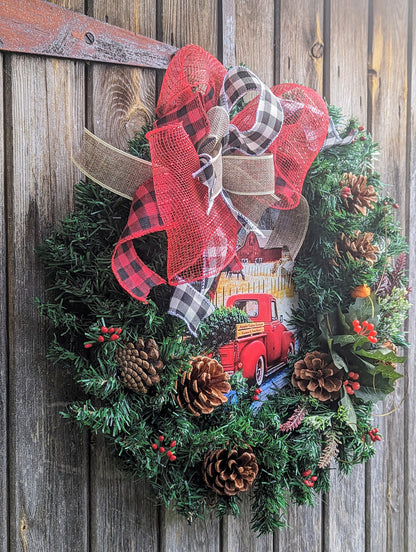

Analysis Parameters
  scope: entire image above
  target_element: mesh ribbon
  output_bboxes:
[73,44,345,332]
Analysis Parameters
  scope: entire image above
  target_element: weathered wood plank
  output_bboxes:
[87,3,160,551]
[277,0,324,95]
[0,50,7,552]
[5,47,88,550]
[276,3,325,550]
[367,2,408,551]
[405,5,416,551]
[322,3,369,551]
[88,2,157,150]
[325,0,368,123]
[234,0,275,86]
[0,0,176,68]
[161,0,218,56]
[221,0,236,68]
[155,3,224,550]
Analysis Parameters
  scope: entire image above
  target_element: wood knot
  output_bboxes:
[311,42,324,59]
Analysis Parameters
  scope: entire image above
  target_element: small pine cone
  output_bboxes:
[334,231,380,266]
[175,356,231,416]
[202,446,259,496]
[292,351,343,402]
[115,338,164,393]
[341,172,378,215]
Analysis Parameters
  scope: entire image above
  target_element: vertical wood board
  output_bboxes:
[0,50,8,552]
[87,2,159,552]
[367,2,409,551]
[278,0,325,94]
[275,503,322,552]
[5,52,88,551]
[234,0,275,86]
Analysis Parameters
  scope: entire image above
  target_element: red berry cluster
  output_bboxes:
[343,371,360,395]
[352,319,378,343]
[340,186,352,199]
[302,469,318,488]
[368,428,381,442]
[252,388,262,401]
[151,435,177,461]
[84,326,122,348]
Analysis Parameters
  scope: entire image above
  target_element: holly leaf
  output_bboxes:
[353,362,402,402]
[340,388,357,430]
[346,295,379,327]
[332,334,356,347]
[328,339,349,372]
[353,385,392,403]
[356,347,406,364]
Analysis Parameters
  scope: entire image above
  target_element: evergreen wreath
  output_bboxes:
[37,105,409,534]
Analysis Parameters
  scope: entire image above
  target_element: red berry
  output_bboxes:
[110,334,119,341]
[158,436,165,442]
[370,434,376,442]
[343,380,349,386]
[115,328,123,334]
[252,395,259,401]
[98,335,105,343]
[362,320,368,327]
[310,476,318,482]
[359,136,366,141]
[108,327,115,334]
[368,330,377,337]
[151,443,158,450]
[348,371,355,379]
[375,435,382,441]
[368,336,378,343]
[351,382,360,391]
[366,323,375,331]
[159,447,165,454]
[393,203,399,209]
[169,455,177,461]
[352,319,360,326]
[84,343,93,349]
[352,372,360,380]
[373,428,379,433]
[358,125,365,131]
[354,325,362,333]
[346,386,354,395]
[302,470,312,477]
[255,388,262,395]
[101,326,108,334]
[340,186,352,197]
[166,451,173,458]
[170,441,176,448]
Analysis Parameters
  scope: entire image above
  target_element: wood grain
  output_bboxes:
[234,0,275,86]
[325,0,368,123]
[161,0,218,56]
[5,46,88,551]
[405,4,416,551]
[88,1,157,149]
[367,2,409,551]
[321,3,369,550]
[0,0,175,68]
[275,503,322,552]
[0,50,7,552]
[87,3,159,551]
[278,0,325,95]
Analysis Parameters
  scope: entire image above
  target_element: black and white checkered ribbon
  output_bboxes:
[321,117,357,150]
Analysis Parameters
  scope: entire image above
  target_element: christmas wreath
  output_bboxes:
[37,46,409,534]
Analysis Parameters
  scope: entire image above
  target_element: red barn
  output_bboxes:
[237,231,282,264]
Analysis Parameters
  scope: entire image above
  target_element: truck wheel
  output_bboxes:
[254,356,265,386]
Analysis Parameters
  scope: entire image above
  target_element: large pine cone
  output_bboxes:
[175,356,231,416]
[342,172,378,215]
[202,446,259,496]
[292,351,343,402]
[334,231,380,266]
[115,338,164,393]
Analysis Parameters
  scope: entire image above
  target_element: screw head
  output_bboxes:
[84,32,95,45]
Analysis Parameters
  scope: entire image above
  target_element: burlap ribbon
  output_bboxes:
[72,44,353,333]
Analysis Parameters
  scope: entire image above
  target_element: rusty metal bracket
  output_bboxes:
[0,0,177,68]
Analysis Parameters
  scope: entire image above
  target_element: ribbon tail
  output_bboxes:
[168,283,215,336]
[321,117,358,151]
[112,179,166,302]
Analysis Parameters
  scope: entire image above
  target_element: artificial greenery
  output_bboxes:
[37,106,409,534]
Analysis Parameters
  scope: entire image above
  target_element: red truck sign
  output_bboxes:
[218,293,295,386]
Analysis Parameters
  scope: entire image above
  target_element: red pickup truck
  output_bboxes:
[218,293,295,386]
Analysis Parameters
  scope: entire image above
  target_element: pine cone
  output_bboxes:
[115,338,164,393]
[175,356,231,416]
[202,446,259,496]
[334,231,380,266]
[292,351,343,402]
[341,172,378,215]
